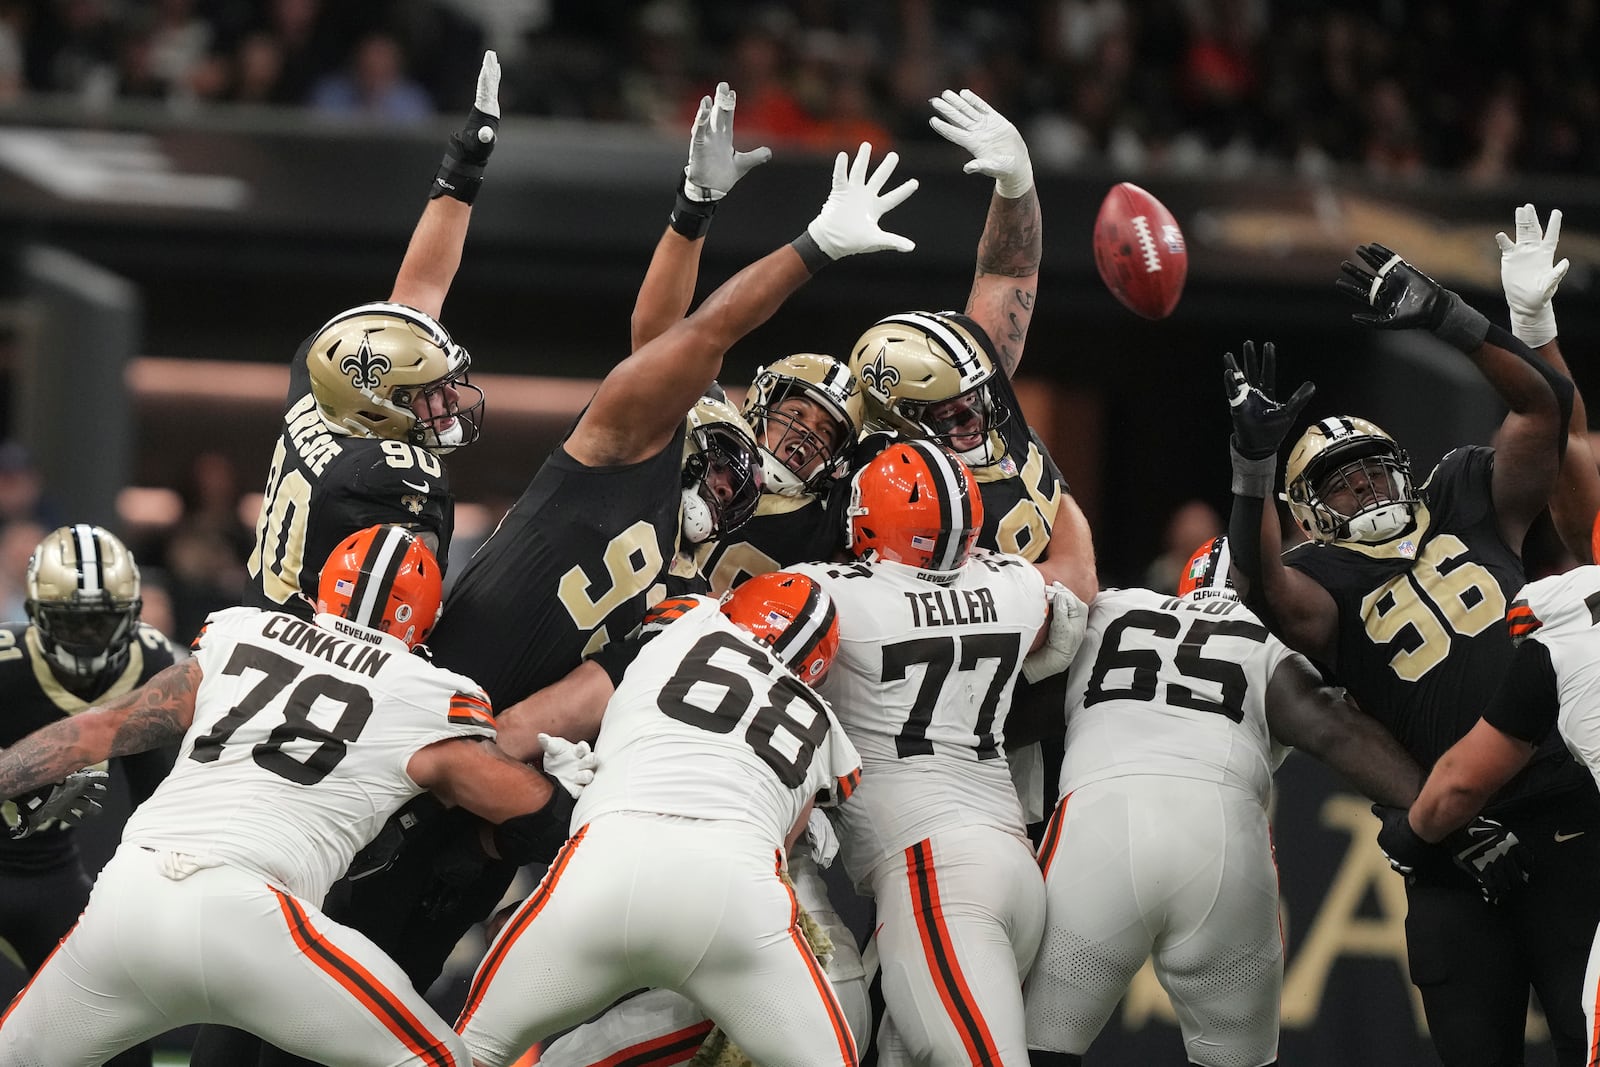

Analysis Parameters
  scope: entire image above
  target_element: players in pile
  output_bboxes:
[247,118,921,1066]
[1023,535,1436,1067]
[1222,238,1600,1065]
[0,526,586,1067]
[784,441,1085,1066]
[0,525,176,1067]
[453,573,859,1067]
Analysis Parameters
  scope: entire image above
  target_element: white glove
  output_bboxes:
[7,769,110,840]
[806,143,919,260]
[474,50,501,120]
[1021,582,1088,683]
[1496,203,1568,348]
[537,733,596,798]
[806,807,840,868]
[928,88,1033,199]
[684,81,772,203]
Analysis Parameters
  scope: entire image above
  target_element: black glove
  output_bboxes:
[430,51,501,204]
[1443,816,1531,905]
[1222,340,1315,460]
[1373,803,1434,876]
[1336,243,1453,330]
[7,770,110,840]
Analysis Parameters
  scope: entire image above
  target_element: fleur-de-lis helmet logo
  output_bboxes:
[856,348,900,400]
[340,332,392,391]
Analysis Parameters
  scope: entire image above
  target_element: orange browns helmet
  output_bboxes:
[1176,536,1238,602]
[846,440,983,573]
[316,524,443,649]
[719,571,840,684]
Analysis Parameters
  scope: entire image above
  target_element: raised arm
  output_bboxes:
[565,143,919,468]
[389,51,501,317]
[1221,340,1339,661]
[929,89,1040,377]
[632,82,772,352]
[1498,205,1600,562]
[1337,242,1573,550]
[492,659,617,762]
[1264,653,1422,808]
[0,658,200,800]
[1033,493,1098,604]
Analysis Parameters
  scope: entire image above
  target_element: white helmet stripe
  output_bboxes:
[349,526,409,629]
[316,301,450,347]
[907,440,971,571]
[770,581,835,668]
[71,524,103,595]
[879,312,984,385]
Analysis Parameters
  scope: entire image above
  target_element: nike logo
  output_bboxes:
[1555,830,1586,843]
[401,480,431,494]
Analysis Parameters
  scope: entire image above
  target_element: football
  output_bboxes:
[1092,182,1188,320]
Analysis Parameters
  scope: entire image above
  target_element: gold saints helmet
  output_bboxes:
[304,302,485,452]
[680,396,764,544]
[1283,415,1417,544]
[26,524,142,684]
[847,310,1012,468]
[742,353,865,496]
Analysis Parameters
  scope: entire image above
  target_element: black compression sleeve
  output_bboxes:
[1482,638,1560,744]
[1488,322,1575,461]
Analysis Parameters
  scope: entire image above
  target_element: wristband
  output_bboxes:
[669,183,717,240]
[1431,290,1491,353]
[429,108,499,205]
[1230,441,1277,498]
[790,231,832,274]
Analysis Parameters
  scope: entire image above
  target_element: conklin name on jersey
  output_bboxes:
[790,553,1045,886]
[1058,588,1295,807]
[573,598,860,850]
[122,606,495,902]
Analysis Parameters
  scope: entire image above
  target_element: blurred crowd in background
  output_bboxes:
[1,0,1594,647]
[0,0,1596,181]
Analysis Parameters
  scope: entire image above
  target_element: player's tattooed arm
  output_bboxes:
[968,190,1041,378]
[0,659,200,799]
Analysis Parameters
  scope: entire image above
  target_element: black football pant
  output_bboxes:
[1403,786,1600,1067]
[0,863,153,1067]
[189,803,520,1067]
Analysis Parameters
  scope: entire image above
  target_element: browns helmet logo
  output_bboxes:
[339,333,393,391]
[855,349,900,401]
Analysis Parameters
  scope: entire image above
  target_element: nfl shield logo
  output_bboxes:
[1398,539,1417,559]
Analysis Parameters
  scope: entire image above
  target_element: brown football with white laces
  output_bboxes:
[1093,182,1188,320]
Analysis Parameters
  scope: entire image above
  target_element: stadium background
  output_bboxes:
[2,1,1599,1063]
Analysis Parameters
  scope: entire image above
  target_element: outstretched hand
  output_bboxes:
[430,50,501,202]
[1497,203,1568,347]
[928,88,1033,198]
[1222,340,1315,460]
[806,143,919,261]
[684,82,772,203]
[1335,243,1449,331]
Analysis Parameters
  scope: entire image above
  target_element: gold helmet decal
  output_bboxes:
[26,524,142,684]
[305,302,485,452]
[847,311,1011,468]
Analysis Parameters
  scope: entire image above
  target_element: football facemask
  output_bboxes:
[681,398,764,544]
[1284,416,1416,545]
[26,524,142,685]
[744,353,865,496]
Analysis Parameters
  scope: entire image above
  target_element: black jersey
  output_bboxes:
[687,489,844,596]
[425,426,689,708]
[244,338,454,619]
[0,622,176,873]
[1285,445,1588,809]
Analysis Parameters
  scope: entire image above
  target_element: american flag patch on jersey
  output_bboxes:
[448,691,495,731]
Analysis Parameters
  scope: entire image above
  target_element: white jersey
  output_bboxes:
[572,598,861,849]
[1058,587,1296,806]
[790,553,1046,882]
[123,606,496,901]
[1507,567,1600,783]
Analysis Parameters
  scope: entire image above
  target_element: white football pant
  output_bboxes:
[0,846,469,1067]
[455,814,857,1067]
[1024,777,1283,1067]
